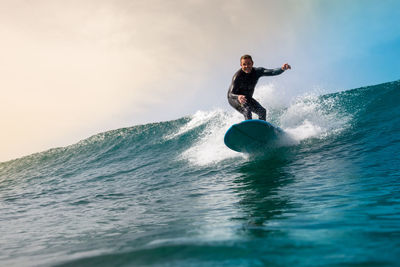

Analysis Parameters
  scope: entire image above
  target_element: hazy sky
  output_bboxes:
[1,0,399,162]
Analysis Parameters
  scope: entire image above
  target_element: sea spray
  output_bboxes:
[179,110,247,165]
[280,93,351,142]
[178,86,351,165]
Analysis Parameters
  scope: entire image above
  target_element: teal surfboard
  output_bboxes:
[224,119,284,153]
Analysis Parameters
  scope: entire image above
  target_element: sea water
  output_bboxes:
[1,81,399,266]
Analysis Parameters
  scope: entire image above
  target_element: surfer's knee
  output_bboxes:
[252,104,266,120]
[244,109,252,120]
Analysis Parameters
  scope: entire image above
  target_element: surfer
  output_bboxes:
[227,54,291,120]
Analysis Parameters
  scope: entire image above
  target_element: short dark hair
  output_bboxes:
[240,54,253,63]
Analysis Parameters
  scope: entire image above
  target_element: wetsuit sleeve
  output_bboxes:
[227,71,241,100]
[257,67,284,77]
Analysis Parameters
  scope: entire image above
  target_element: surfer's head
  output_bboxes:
[240,54,253,74]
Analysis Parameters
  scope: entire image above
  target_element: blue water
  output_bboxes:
[1,81,400,266]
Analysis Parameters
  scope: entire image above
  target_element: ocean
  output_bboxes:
[1,80,399,266]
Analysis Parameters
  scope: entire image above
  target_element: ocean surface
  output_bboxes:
[1,80,400,266]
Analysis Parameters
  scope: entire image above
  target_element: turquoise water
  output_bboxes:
[1,81,400,266]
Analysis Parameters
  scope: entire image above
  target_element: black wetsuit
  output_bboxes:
[227,67,284,120]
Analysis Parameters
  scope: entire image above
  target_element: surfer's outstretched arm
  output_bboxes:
[258,67,284,76]
[258,63,291,77]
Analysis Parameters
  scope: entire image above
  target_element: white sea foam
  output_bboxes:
[178,84,349,166]
[280,93,349,142]
[179,109,247,166]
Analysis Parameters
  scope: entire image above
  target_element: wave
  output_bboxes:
[1,80,399,267]
[1,80,399,172]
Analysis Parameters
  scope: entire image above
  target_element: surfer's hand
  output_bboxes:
[238,95,247,104]
[282,63,291,70]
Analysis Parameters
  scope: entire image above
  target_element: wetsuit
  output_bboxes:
[227,67,284,120]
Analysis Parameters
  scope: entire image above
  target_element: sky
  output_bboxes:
[1,0,399,162]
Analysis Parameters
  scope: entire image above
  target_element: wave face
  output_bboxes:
[1,80,400,266]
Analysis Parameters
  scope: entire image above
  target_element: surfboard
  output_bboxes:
[224,119,284,153]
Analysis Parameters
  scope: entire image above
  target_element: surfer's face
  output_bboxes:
[240,58,253,73]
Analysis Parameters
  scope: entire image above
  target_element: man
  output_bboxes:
[227,54,291,121]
